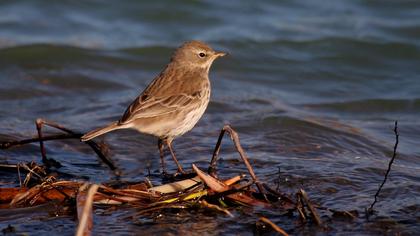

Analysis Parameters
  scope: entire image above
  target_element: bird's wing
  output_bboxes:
[118,91,202,125]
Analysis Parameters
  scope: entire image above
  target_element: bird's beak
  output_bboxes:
[215,51,228,58]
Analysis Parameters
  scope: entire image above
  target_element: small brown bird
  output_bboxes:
[81,41,227,173]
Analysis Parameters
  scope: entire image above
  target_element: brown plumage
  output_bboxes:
[81,41,227,173]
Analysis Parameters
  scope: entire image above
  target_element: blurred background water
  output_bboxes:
[0,0,419,235]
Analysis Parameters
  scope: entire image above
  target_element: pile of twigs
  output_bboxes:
[0,120,400,235]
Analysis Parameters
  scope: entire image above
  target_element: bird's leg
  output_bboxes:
[165,139,185,174]
[158,138,167,174]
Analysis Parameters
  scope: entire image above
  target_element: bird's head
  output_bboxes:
[171,40,227,72]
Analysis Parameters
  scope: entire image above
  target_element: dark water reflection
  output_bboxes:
[1,0,419,235]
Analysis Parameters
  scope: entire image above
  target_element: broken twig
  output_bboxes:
[208,125,267,200]
[258,217,289,236]
[367,120,399,214]
[298,189,322,226]
[199,199,234,217]
[1,119,117,172]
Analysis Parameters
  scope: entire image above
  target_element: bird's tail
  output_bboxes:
[81,121,121,142]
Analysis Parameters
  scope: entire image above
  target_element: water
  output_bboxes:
[1,0,419,235]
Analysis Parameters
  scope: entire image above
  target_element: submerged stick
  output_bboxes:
[298,189,322,226]
[199,199,234,217]
[258,217,289,236]
[367,120,399,214]
[296,193,307,223]
[0,133,77,149]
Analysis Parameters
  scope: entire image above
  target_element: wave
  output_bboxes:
[305,98,420,114]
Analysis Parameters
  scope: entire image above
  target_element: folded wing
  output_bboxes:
[118,92,202,125]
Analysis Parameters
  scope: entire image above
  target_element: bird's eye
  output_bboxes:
[199,52,206,58]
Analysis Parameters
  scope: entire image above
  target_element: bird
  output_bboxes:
[81,40,227,174]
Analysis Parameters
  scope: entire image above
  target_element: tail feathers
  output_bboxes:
[81,121,121,142]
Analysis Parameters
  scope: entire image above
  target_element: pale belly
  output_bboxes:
[168,98,209,137]
[129,92,210,139]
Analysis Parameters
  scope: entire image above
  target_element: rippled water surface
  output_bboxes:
[1,0,419,235]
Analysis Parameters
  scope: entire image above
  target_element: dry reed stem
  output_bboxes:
[299,189,322,226]
[148,176,202,194]
[192,164,229,193]
[223,175,243,186]
[76,184,99,236]
[199,199,233,217]
[258,217,289,236]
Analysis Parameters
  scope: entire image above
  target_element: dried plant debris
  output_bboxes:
[257,217,289,236]
[0,121,402,234]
